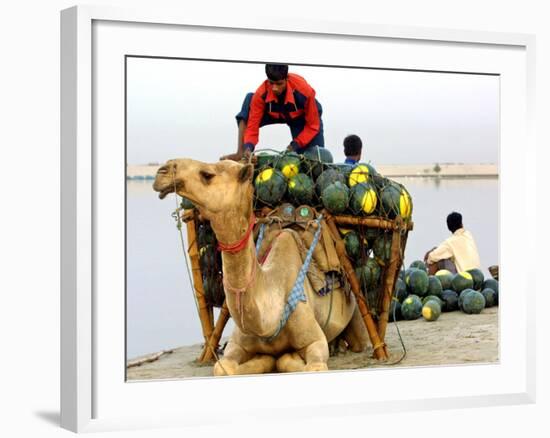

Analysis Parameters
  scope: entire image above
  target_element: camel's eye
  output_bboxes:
[200,170,215,184]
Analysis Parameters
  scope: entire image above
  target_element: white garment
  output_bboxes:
[427,228,481,273]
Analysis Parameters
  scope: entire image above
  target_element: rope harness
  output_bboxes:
[217,214,258,329]
[260,214,324,343]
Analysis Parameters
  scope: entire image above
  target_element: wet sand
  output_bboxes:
[127,306,498,380]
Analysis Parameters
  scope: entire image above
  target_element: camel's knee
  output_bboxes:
[236,354,277,375]
[276,352,305,373]
[213,358,238,376]
[302,339,329,364]
[304,362,328,372]
[344,307,369,352]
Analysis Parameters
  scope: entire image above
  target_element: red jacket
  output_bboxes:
[244,73,321,150]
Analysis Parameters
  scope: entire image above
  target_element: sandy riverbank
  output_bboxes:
[127,306,498,380]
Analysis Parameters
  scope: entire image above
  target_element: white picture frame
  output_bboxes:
[61,5,536,433]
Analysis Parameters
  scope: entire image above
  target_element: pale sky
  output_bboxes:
[126,57,499,166]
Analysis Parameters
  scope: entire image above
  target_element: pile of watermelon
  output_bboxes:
[251,147,416,317]
[390,261,499,323]
[252,147,413,219]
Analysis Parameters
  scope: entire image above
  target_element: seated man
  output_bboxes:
[424,212,481,275]
[343,134,362,165]
[221,64,325,161]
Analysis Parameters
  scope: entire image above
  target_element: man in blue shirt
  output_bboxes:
[343,134,362,165]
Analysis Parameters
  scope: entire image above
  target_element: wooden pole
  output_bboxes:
[200,301,231,363]
[377,216,406,354]
[333,215,413,232]
[324,213,388,360]
[185,215,215,363]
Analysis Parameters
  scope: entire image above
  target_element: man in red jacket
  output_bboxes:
[221,64,325,161]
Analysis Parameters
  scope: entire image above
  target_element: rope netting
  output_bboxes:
[250,147,413,320]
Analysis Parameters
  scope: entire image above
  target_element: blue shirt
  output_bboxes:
[344,157,358,165]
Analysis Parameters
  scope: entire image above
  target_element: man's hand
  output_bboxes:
[424,247,437,263]
[220,152,243,162]
[243,149,258,165]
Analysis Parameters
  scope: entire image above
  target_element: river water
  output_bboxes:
[126,177,498,359]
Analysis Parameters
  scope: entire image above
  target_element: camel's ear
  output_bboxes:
[238,163,254,183]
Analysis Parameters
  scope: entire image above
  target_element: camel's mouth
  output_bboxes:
[158,186,174,200]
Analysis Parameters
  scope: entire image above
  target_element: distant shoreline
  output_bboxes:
[127,163,498,179]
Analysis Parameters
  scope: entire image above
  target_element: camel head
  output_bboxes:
[152,158,255,222]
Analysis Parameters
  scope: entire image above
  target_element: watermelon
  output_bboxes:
[373,234,392,265]
[348,164,372,186]
[197,223,215,246]
[255,151,277,169]
[462,290,486,314]
[275,152,302,179]
[394,277,408,302]
[356,258,381,291]
[427,275,443,298]
[483,278,499,294]
[344,231,361,260]
[435,270,454,290]
[365,163,378,177]
[202,274,225,308]
[451,271,474,293]
[378,181,413,219]
[458,288,475,311]
[331,163,353,182]
[303,146,333,179]
[410,260,427,272]
[315,168,346,196]
[254,167,287,205]
[481,288,497,307]
[401,295,423,320]
[409,269,429,297]
[321,181,350,214]
[180,196,194,210]
[389,300,402,322]
[349,182,378,215]
[398,269,405,281]
[199,244,217,270]
[365,258,381,289]
[364,228,380,244]
[440,289,459,312]
[404,267,418,284]
[467,268,485,290]
[287,173,314,205]
[422,300,442,322]
[422,295,444,308]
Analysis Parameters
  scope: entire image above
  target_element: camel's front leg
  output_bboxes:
[301,339,330,372]
[213,341,276,376]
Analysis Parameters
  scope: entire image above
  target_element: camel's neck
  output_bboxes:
[211,210,282,336]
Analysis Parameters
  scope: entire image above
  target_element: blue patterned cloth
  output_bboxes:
[255,223,266,253]
[262,215,323,343]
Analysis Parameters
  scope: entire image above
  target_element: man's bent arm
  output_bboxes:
[293,92,321,149]
[243,92,265,151]
[427,242,453,264]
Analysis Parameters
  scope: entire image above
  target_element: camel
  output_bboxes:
[153,158,369,375]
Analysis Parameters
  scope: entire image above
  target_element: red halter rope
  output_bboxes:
[217,213,257,328]
[217,214,256,254]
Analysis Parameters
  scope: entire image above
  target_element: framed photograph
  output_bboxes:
[61,5,536,433]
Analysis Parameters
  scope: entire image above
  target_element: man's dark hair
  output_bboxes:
[343,134,362,157]
[265,64,289,81]
[447,212,463,233]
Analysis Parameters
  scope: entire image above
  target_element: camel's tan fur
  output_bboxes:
[153,158,368,375]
